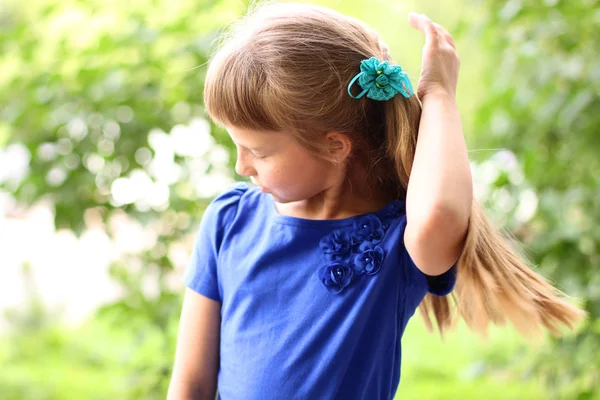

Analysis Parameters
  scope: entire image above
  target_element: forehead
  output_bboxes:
[226,126,288,148]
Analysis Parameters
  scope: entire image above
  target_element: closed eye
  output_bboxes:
[252,152,268,160]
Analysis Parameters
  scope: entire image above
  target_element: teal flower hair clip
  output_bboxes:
[347,57,414,101]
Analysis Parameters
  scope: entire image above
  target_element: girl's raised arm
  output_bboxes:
[404,13,472,277]
[404,14,584,337]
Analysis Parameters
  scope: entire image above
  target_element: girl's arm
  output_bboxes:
[168,289,221,400]
[404,14,473,276]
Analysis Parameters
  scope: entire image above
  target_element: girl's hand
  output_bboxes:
[408,13,460,101]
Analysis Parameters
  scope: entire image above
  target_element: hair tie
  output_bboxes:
[347,57,414,101]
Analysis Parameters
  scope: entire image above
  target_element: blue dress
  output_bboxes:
[183,182,456,399]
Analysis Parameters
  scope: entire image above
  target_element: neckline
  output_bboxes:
[254,185,404,228]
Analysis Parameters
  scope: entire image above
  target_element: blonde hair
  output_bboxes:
[203,2,585,337]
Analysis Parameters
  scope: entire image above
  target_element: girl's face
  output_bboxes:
[227,126,339,203]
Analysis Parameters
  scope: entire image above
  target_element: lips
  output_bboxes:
[250,178,269,193]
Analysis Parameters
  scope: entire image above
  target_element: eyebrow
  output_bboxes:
[234,141,266,152]
[227,129,271,152]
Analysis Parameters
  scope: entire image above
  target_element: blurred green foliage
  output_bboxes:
[0,0,597,399]
[470,0,600,397]
[1,0,236,398]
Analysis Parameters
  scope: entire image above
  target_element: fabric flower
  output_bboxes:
[379,200,405,229]
[353,215,384,244]
[320,229,353,261]
[317,263,354,294]
[380,201,404,220]
[353,242,385,276]
[316,211,394,293]
[347,57,414,101]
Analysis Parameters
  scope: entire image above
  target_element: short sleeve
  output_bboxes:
[182,182,248,301]
[424,264,457,296]
[398,215,457,297]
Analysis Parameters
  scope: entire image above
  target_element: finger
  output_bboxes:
[408,13,439,46]
[433,22,456,49]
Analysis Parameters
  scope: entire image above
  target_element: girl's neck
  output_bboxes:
[274,178,394,221]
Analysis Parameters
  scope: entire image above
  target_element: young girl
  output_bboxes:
[168,3,584,399]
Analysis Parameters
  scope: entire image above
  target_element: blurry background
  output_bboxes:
[0,0,598,398]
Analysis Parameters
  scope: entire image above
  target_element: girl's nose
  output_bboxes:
[235,152,255,177]
[235,159,248,176]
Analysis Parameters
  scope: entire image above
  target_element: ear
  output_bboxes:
[324,132,352,164]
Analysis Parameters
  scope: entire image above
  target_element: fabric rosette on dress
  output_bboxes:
[316,201,405,293]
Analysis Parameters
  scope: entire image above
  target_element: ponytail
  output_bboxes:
[384,96,586,338]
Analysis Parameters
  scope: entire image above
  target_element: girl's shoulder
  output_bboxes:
[208,181,265,210]
[211,181,251,207]
[201,182,260,230]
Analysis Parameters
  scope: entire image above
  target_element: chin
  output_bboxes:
[259,184,322,204]
[264,190,293,204]
[272,191,319,205]
[267,191,285,202]
[272,195,294,204]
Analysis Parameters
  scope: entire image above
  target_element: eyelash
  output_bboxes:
[252,153,267,160]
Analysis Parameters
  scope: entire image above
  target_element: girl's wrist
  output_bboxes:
[421,89,456,103]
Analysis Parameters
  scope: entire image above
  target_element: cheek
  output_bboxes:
[260,148,334,192]
[290,158,335,190]
[253,162,282,185]
[301,157,334,179]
